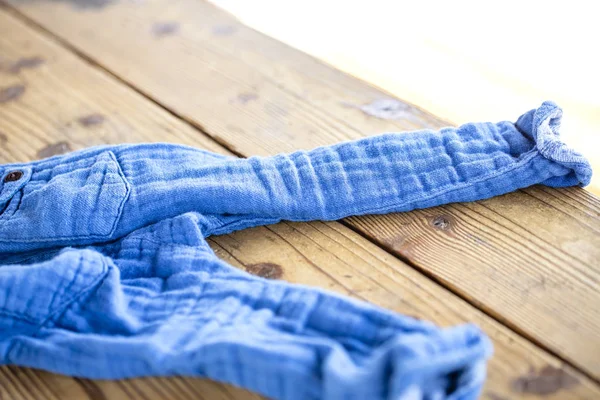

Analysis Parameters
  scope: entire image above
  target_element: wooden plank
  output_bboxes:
[0,366,262,400]
[0,7,599,400]
[5,0,598,379]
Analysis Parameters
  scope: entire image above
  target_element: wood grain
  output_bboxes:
[0,6,599,400]
[4,0,598,379]
[0,365,262,400]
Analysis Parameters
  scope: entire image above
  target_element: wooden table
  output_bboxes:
[0,1,598,399]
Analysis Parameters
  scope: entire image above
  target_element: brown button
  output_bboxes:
[4,171,23,183]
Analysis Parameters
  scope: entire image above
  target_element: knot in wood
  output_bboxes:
[431,215,451,231]
[246,263,283,280]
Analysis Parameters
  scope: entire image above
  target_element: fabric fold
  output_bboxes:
[2,236,492,400]
[515,100,591,186]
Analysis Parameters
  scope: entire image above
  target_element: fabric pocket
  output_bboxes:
[0,248,109,363]
[0,151,129,243]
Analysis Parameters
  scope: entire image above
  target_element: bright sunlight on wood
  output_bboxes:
[211,0,600,194]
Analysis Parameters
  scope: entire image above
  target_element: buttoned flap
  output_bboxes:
[0,167,32,210]
[0,151,130,243]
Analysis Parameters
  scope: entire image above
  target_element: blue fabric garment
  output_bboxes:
[0,101,591,399]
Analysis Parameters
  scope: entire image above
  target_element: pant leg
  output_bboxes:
[1,213,492,400]
[116,101,590,228]
[0,101,590,253]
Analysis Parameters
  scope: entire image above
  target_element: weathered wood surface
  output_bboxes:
[0,4,599,400]
[3,0,598,380]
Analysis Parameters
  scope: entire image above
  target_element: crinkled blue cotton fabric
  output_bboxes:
[0,102,591,399]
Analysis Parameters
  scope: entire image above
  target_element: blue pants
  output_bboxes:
[0,102,591,399]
